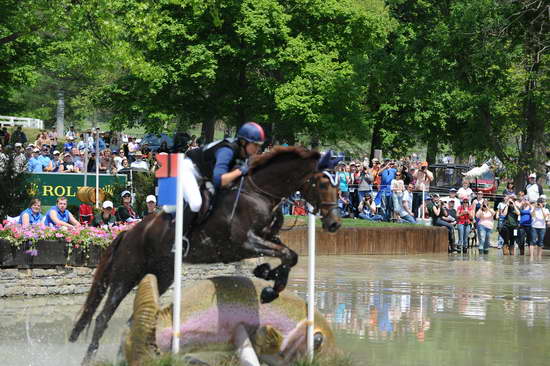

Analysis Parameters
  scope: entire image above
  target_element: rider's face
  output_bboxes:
[245,142,261,156]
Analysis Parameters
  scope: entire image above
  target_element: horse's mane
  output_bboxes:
[250,146,320,171]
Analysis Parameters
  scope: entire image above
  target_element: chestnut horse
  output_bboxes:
[69,146,342,363]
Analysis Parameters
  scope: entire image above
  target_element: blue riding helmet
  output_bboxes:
[237,122,265,143]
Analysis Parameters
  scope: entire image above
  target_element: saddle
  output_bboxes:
[196,181,215,225]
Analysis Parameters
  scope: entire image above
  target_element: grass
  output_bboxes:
[94,353,356,366]
[283,215,416,228]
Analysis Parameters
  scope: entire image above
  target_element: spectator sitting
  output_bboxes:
[116,190,140,223]
[59,153,79,173]
[428,193,456,252]
[114,149,125,171]
[10,126,27,145]
[13,142,27,172]
[27,148,43,172]
[65,125,77,140]
[38,146,54,172]
[399,183,416,224]
[51,150,62,172]
[142,195,160,217]
[35,131,51,148]
[445,200,457,223]
[44,196,81,228]
[337,190,351,218]
[358,194,383,221]
[130,151,149,170]
[443,188,461,207]
[92,200,117,228]
[18,198,43,225]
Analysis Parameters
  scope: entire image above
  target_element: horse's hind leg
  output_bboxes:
[82,279,137,365]
[244,230,298,304]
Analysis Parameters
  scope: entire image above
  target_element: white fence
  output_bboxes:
[0,116,44,129]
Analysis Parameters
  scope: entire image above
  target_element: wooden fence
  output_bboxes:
[280,226,448,255]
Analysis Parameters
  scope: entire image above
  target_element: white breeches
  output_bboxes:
[181,158,203,212]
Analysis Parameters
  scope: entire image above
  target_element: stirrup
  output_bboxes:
[171,235,190,257]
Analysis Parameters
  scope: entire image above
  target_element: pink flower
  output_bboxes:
[55,233,64,238]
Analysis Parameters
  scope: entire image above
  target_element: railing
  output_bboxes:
[0,115,44,129]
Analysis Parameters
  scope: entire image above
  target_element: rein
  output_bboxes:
[246,174,282,201]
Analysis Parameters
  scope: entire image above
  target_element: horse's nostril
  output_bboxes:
[329,222,340,232]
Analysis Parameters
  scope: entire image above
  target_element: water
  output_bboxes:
[2,254,550,366]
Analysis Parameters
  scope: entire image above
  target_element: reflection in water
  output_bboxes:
[2,254,550,366]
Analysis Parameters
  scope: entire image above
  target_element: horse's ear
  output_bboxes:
[317,150,344,171]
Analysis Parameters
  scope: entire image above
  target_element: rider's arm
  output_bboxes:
[213,147,243,188]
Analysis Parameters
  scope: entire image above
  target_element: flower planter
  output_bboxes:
[31,240,67,267]
[0,239,12,266]
[67,246,85,267]
[8,242,35,268]
[86,246,105,267]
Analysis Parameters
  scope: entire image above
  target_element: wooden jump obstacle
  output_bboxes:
[280,226,448,255]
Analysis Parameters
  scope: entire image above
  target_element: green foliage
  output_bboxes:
[0,151,32,219]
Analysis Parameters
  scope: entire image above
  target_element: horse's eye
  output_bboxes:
[314,332,324,350]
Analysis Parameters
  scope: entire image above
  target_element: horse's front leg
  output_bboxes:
[244,230,298,304]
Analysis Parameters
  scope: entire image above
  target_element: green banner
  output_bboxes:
[27,173,127,206]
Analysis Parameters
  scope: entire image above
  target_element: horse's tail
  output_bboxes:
[69,231,126,343]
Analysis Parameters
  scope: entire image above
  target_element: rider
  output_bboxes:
[181,122,266,233]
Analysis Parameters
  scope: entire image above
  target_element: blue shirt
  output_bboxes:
[519,208,532,226]
[27,157,43,172]
[379,168,396,195]
[18,208,43,225]
[44,206,71,227]
[338,172,349,192]
[213,147,235,188]
[63,142,74,152]
[37,155,52,170]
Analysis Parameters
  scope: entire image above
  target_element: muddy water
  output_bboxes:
[2,253,550,366]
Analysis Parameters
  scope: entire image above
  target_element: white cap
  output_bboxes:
[136,138,142,143]
[33,148,40,152]
[15,142,22,147]
[121,190,131,197]
[529,173,536,178]
[102,200,114,209]
[53,150,60,155]
[146,195,157,203]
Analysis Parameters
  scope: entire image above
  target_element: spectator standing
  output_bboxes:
[357,163,373,202]
[475,202,495,254]
[500,195,520,255]
[18,198,43,225]
[390,170,405,220]
[525,173,544,203]
[370,158,381,190]
[64,136,75,152]
[502,182,515,197]
[10,126,27,145]
[456,198,474,253]
[428,194,456,252]
[412,161,434,218]
[1,127,10,145]
[530,197,549,259]
[457,180,474,202]
[44,197,81,228]
[92,201,116,228]
[348,163,361,215]
[130,151,149,170]
[517,199,532,255]
[65,125,77,140]
[13,143,27,172]
[142,195,160,217]
[116,190,139,223]
[378,160,397,221]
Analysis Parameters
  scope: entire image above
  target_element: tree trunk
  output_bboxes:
[426,138,438,166]
[201,118,216,143]
[369,121,382,162]
[56,88,65,137]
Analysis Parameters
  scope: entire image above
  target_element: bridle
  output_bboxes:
[300,171,339,215]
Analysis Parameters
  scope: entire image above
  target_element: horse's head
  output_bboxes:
[301,170,342,233]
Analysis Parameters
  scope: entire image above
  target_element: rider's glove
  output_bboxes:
[238,160,250,176]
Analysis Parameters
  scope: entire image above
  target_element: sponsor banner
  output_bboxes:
[27,173,127,206]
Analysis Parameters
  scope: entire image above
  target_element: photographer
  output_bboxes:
[378,159,397,221]
[530,197,550,258]
[428,194,456,252]
[357,163,373,203]
[413,161,434,218]
[499,195,520,255]
[516,199,532,255]
[358,194,383,221]
[475,201,495,255]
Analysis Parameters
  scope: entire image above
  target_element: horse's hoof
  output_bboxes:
[261,287,279,304]
[253,263,272,280]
